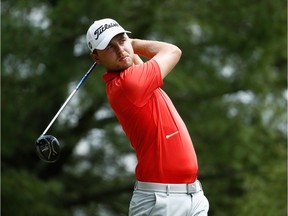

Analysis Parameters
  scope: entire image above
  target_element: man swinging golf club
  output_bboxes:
[86,18,209,216]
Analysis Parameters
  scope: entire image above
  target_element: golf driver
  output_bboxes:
[35,62,97,163]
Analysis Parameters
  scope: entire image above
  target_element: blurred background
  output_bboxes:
[1,0,287,215]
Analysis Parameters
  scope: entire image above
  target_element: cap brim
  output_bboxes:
[96,30,131,50]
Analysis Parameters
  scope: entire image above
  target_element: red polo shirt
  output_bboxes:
[102,60,198,183]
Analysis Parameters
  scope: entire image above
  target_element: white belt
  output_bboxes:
[135,180,202,195]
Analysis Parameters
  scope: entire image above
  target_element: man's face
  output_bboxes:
[91,33,134,72]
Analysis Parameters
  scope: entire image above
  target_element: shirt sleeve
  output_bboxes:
[120,59,163,107]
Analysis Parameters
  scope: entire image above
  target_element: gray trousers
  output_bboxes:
[129,189,209,216]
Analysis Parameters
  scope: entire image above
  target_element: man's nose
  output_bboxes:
[115,43,124,53]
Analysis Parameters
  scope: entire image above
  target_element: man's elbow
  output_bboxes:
[173,45,182,61]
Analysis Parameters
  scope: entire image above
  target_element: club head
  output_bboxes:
[35,135,60,163]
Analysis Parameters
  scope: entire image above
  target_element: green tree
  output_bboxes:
[1,0,286,215]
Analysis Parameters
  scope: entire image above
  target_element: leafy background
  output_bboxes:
[1,0,287,215]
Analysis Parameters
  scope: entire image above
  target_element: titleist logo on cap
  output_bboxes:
[94,23,120,40]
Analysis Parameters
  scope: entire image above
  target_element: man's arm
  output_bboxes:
[133,54,144,65]
[131,39,182,79]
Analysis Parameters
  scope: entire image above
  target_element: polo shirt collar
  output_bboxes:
[102,72,119,83]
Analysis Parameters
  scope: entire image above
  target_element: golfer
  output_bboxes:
[86,18,209,216]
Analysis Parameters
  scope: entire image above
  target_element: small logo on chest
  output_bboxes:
[166,131,179,139]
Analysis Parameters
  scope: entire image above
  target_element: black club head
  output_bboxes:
[35,135,60,163]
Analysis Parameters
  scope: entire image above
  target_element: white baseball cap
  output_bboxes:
[86,18,131,52]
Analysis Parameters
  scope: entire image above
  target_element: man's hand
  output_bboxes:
[133,54,144,65]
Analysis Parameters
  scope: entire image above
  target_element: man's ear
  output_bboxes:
[90,52,101,64]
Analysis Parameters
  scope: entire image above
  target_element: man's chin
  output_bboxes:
[120,60,133,69]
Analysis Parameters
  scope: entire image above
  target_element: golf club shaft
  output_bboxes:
[41,62,97,136]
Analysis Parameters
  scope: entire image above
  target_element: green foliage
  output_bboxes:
[1,0,287,215]
[2,169,69,216]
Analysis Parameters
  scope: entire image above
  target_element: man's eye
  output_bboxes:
[119,39,125,45]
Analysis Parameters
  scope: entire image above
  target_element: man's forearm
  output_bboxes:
[131,39,180,59]
[131,39,182,78]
